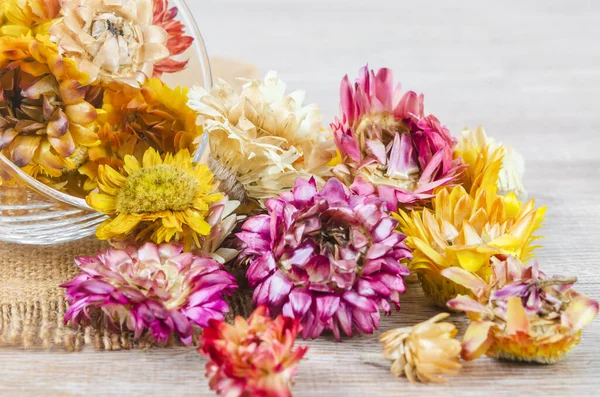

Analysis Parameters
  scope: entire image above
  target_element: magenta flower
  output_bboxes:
[332,65,463,209]
[237,177,412,340]
[61,242,237,345]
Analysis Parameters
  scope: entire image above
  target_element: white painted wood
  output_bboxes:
[1,0,599,395]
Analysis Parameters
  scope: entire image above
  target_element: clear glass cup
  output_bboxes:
[0,0,212,245]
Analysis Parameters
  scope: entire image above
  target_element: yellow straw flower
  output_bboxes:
[81,78,202,191]
[0,34,99,178]
[455,126,526,199]
[396,185,545,307]
[87,147,222,249]
[0,0,59,36]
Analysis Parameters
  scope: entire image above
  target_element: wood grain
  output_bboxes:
[1,0,599,395]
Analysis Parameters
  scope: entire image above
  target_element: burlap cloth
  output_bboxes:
[0,58,259,351]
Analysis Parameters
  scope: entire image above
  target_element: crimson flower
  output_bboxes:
[200,306,308,397]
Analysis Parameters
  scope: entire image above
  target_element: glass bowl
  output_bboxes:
[0,0,212,245]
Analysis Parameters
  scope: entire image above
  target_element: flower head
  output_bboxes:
[199,305,308,397]
[152,0,194,76]
[187,71,336,207]
[238,177,412,339]
[87,147,223,249]
[455,126,526,199]
[61,242,238,345]
[0,35,99,177]
[81,78,202,191]
[446,256,598,363]
[332,66,463,210]
[49,0,171,88]
[396,185,545,307]
[0,0,60,36]
[379,313,462,383]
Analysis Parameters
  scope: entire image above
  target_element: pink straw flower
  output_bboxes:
[238,177,412,339]
[61,242,237,345]
[332,65,463,210]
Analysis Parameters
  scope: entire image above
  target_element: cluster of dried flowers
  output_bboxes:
[1,5,597,393]
[0,0,194,193]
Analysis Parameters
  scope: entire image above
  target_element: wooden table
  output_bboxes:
[1,0,599,395]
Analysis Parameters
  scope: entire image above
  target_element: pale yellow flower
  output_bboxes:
[379,313,462,383]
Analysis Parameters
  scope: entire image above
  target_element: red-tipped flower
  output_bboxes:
[332,65,463,209]
[238,177,412,339]
[61,242,237,345]
[200,306,308,397]
[152,0,194,76]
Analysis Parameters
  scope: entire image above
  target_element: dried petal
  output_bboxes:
[562,296,599,332]
[461,321,495,361]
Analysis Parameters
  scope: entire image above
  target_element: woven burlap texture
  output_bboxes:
[0,237,253,351]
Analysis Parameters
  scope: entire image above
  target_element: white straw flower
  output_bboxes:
[187,71,336,206]
[49,0,170,87]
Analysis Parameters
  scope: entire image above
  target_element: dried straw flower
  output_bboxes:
[379,313,462,383]
[332,65,463,210]
[61,242,238,345]
[455,126,526,199]
[238,177,411,339]
[0,0,60,36]
[87,147,225,250]
[187,71,336,208]
[152,0,194,76]
[80,78,201,191]
[0,35,99,177]
[396,185,545,307]
[199,305,308,397]
[446,256,598,363]
[49,0,171,88]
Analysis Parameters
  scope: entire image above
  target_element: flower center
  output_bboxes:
[354,113,419,190]
[356,113,409,147]
[116,164,199,214]
[92,17,126,39]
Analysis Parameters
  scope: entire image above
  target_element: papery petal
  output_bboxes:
[461,321,495,361]
[447,295,487,313]
[506,296,529,335]
[441,267,488,293]
[562,295,599,332]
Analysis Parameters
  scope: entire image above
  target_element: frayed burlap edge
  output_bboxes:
[0,238,253,351]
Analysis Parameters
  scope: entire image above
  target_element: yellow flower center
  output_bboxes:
[116,164,199,214]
